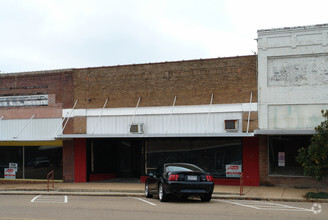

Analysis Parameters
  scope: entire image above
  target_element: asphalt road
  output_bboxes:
[0,195,326,220]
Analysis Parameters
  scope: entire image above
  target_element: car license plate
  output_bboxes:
[187,175,197,181]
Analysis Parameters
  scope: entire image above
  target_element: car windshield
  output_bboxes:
[165,164,204,172]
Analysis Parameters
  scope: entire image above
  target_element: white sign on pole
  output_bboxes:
[4,168,16,179]
[226,164,242,177]
[9,163,18,172]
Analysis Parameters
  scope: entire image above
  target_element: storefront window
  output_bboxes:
[147,138,242,178]
[87,140,142,178]
[24,146,62,179]
[0,145,62,180]
[0,146,23,179]
[269,136,311,176]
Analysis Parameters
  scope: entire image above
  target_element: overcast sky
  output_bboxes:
[1,0,327,73]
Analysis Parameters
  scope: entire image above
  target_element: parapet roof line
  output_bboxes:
[73,55,256,71]
[1,55,256,75]
[0,68,74,77]
[257,23,328,34]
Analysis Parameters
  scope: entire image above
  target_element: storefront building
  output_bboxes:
[60,56,259,186]
[0,69,74,180]
[2,24,327,188]
[256,24,328,187]
[0,55,259,186]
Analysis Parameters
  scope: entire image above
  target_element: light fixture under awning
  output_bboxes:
[254,129,315,135]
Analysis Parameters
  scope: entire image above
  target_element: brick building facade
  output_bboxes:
[73,56,257,108]
[1,56,260,186]
[67,56,257,134]
[61,55,259,185]
[0,69,73,180]
[0,69,74,118]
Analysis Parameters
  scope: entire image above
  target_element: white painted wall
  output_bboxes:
[257,24,328,130]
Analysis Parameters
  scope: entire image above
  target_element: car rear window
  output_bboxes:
[165,164,203,172]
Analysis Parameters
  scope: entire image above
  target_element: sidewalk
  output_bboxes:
[0,181,327,203]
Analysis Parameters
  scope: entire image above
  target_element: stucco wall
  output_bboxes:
[257,24,328,130]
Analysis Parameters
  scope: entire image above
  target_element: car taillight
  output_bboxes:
[168,174,179,181]
[206,175,213,182]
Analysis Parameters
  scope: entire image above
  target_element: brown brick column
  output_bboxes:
[62,140,74,182]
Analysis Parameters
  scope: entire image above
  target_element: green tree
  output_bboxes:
[296,110,328,180]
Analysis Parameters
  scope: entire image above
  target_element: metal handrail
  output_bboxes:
[47,170,55,192]
[240,172,244,195]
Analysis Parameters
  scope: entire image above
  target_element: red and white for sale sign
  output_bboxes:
[226,165,242,177]
[4,168,16,179]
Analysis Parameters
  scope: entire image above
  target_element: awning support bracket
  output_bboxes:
[165,96,177,134]
[92,98,109,135]
[59,99,78,135]
[13,114,36,139]
[54,112,69,137]
[131,97,141,125]
[205,93,214,133]
[247,91,253,133]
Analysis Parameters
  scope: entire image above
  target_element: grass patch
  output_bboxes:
[305,192,328,199]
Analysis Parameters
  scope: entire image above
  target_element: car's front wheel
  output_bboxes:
[145,182,153,198]
[200,194,212,202]
[158,183,168,202]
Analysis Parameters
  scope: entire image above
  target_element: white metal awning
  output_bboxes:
[61,103,257,137]
[0,118,62,141]
[55,132,254,139]
[62,103,258,117]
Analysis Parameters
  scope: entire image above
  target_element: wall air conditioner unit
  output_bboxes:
[224,120,239,132]
[129,123,144,134]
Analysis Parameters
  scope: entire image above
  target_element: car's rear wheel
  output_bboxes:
[145,182,153,198]
[200,194,212,202]
[158,183,168,202]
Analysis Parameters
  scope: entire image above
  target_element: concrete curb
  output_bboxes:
[0,191,144,197]
[0,188,144,193]
[0,190,327,203]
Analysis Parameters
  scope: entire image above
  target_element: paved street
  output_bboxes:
[0,195,326,219]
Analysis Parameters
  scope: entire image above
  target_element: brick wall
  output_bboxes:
[259,136,328,187]
[62,140,74,182]
[242,112,257,132]
[73,117,86,134]
[73,56,257,109]
[0,70,74,119]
